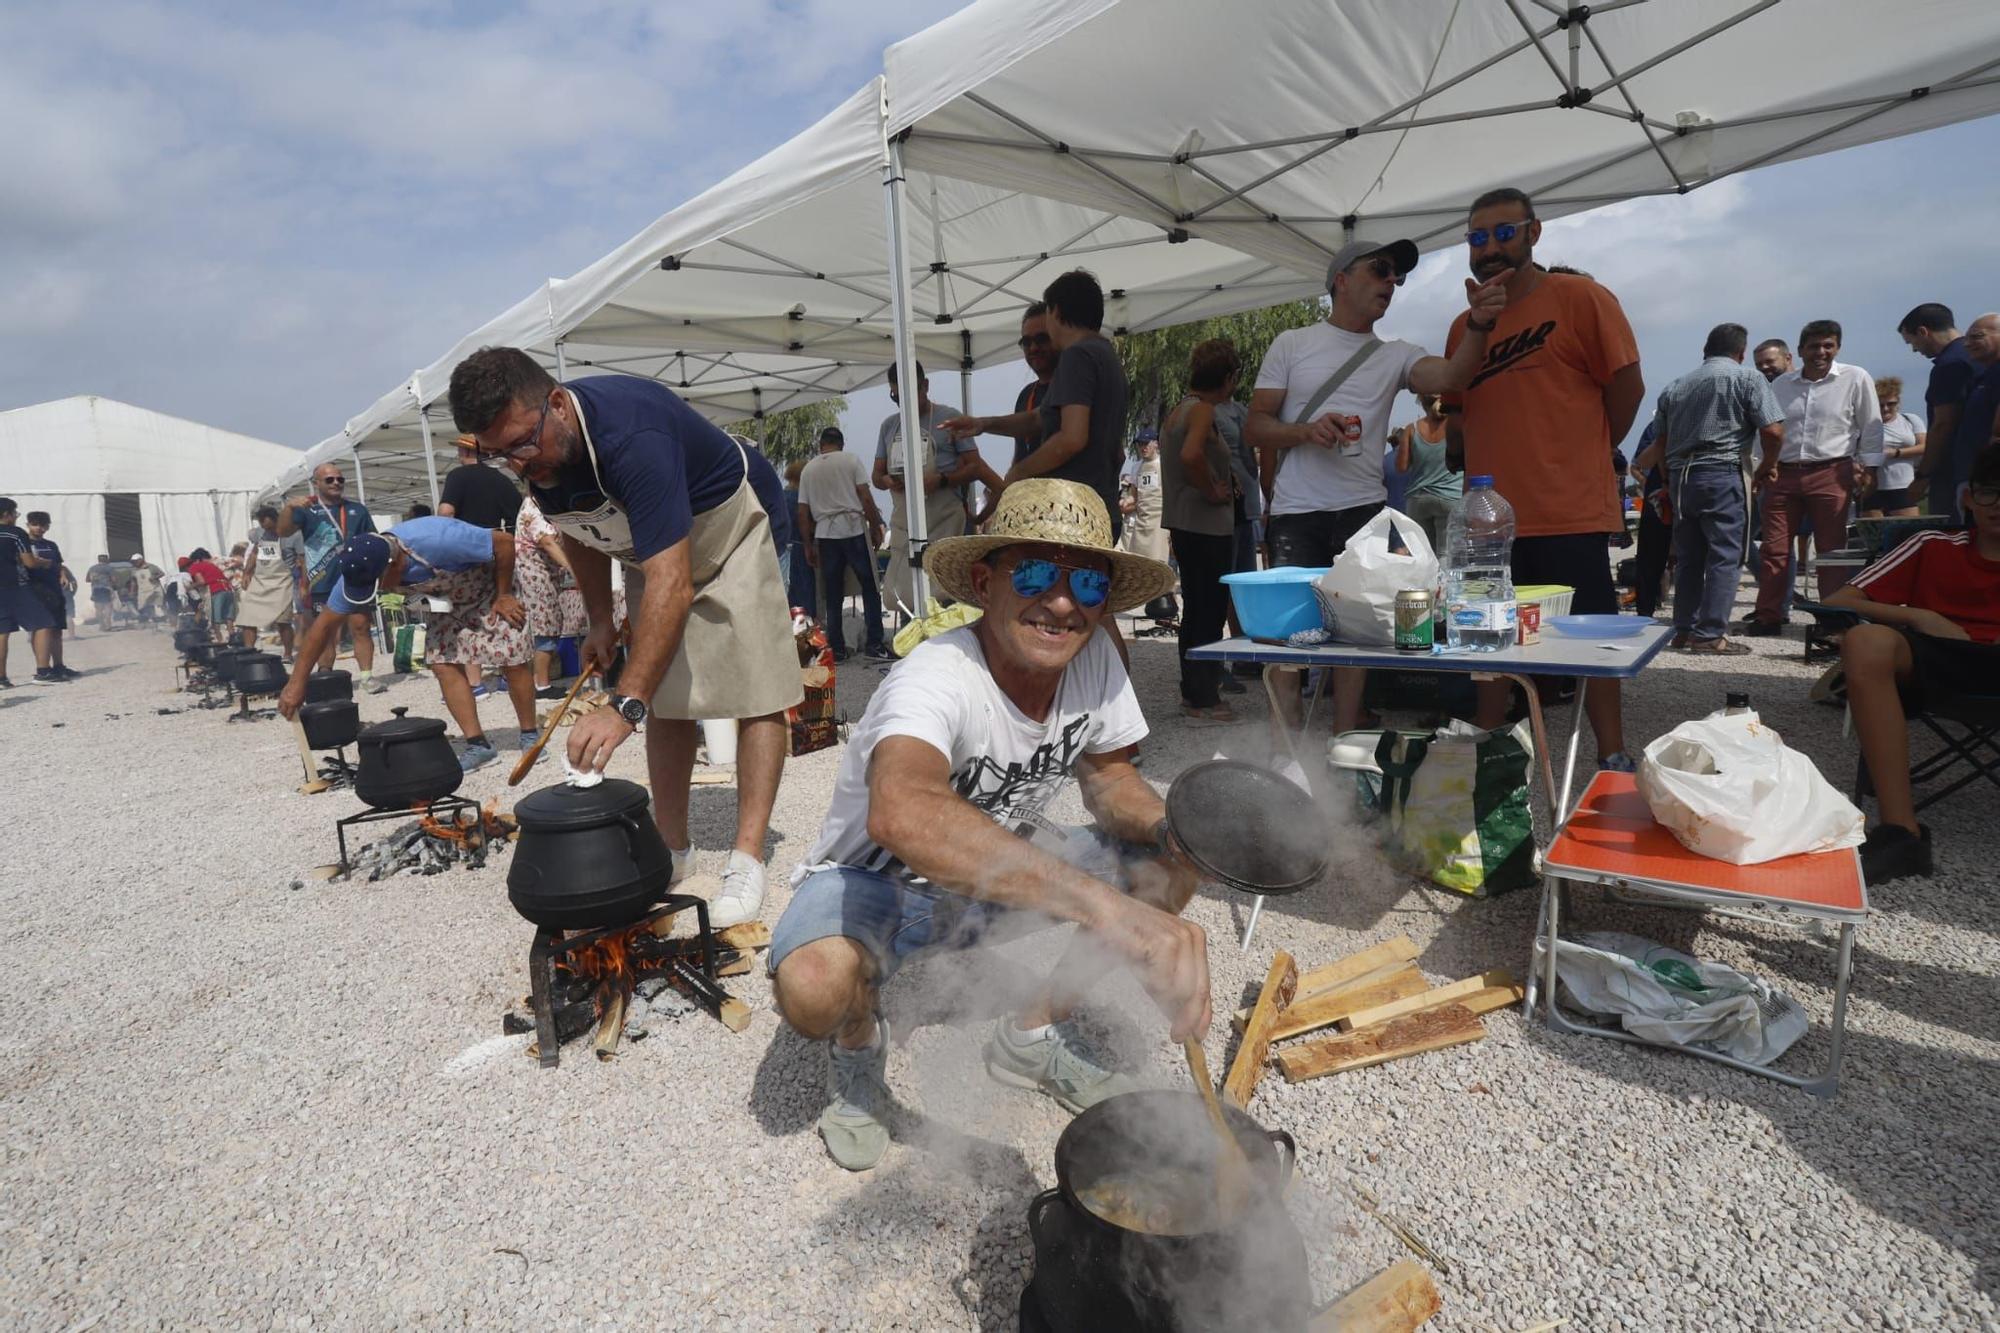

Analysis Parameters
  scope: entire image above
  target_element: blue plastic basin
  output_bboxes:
[1221,567,1330,640]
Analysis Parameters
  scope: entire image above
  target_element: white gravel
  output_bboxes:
[2,582,1994,1331]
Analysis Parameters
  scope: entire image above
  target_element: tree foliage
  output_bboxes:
[722,397,848,469]
[1116,298,1324,437]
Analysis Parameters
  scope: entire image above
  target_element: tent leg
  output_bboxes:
[416,405,443,510]
[350,447,389,657]
[882,137,931,611]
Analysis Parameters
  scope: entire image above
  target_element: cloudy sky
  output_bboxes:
[5,1,1994,465]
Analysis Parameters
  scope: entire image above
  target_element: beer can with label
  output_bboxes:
[1336,414,1364,456]
[1394,589,1434,652]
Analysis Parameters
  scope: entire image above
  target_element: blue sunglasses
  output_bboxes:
[1464,222,1526,248]
[1010,557,1112,609]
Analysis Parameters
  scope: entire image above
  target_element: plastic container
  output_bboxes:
[1441,476,1516,651]
[1221,567,1331,640]
[701,717,738,766]
[1515,583,1574,619]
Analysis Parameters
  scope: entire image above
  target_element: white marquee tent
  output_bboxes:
[3,397,307,573]
[275,0,2000,604]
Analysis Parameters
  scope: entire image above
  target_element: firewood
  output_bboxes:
[1261,964,1429,1042]
[715,921,771,951]
[1308,1259,1441,1331]
[594,987,628,1061]
[716,952,753,978]
[1275,1005,1486,1082]
[1233,936,1418,1027]
[718,998,752,1033]
[1223,950,1297,1110]
[1335,970,1522,1032]
[690,771,733,785]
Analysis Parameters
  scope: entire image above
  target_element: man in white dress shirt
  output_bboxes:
[1747,319,1882,635]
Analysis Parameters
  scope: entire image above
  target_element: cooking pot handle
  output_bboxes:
[1026,1188,1062,1249]
[1265,1128,1297,1184]
[615,809,649,855]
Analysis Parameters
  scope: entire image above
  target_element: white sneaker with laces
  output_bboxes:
[709,850,767,928]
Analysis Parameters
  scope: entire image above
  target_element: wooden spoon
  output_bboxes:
[292,720,331,795]
[508,671,591,786]
[1183,1039,1254,1220]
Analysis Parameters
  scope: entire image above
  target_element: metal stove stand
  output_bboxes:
[333,793,483,874]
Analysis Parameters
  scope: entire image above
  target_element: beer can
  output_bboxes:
[1336,414,1364,457]
[1517,600,1542,646]
[1394,589,1434,651]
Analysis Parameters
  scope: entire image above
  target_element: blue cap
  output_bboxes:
[1134,428,1159,443]
[334,533,392,605]
[1469,474,1494,487]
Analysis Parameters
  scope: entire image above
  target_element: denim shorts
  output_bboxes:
[769,825,1144,983]
[533,634,563,654]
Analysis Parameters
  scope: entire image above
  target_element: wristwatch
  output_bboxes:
[608,694,649,726]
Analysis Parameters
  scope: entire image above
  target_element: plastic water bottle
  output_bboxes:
[1442,475,1517,651]
[1723,692,1752,715]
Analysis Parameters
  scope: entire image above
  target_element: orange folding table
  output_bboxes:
[1533,772,1867,1096]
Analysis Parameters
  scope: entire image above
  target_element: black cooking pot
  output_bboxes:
[210,646,258,682]
[507,779,672,929]
[305,669,353,704]
[1027,1090,1312,1332]
[173,626,208,656]
[186,640,221,667]
[298,699,361,751]
[354,707,462,809]
[233,652,288,698]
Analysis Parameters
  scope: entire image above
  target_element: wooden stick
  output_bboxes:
[593,986,628,1061]
[715,921,771,951]
[1184,1039,1253,1217]
[509,672,591,785]
[1233,936,1418,1027]
[1308,1260,1441,1332]
[1223,950,1297,1110]
[292,720,331,795]
[715,952,754,978]
[718,998,752,1033]
[1276,1005,1486,1082]
[1260,963,1429,1043]
[1336,970,1521,1032]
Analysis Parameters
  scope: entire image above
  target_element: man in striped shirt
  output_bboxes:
[1828,443,2000,882]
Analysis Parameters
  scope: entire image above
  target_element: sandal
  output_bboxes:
[1179,702,1238,723]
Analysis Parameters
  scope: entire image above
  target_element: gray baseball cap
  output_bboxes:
[1325,238,1419,291]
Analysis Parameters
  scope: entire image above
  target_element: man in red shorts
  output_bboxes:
[1828,443,2000,881]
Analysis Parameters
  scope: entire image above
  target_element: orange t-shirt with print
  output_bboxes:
[1443,272,1640,537]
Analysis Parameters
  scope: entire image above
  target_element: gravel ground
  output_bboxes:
[2,581,1994,1332]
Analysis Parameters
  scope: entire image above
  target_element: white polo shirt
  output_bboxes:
[1771,361,1883,465]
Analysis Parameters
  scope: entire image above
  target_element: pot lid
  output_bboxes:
[236,652,282,668]
[308,669,352,684]
[1164,760,1327,895]
[512,777,652,831]
[360,706,448,742]
[298,699,357,715]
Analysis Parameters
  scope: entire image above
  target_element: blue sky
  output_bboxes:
[4,1,1994,461]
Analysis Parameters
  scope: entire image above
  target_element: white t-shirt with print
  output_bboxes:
[1254,321,1427,517]
[797,622,1148,885]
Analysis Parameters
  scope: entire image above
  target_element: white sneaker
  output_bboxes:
[708,851,766,928]
[668,845,694,888]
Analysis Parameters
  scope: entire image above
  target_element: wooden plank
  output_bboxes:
[718,998,752,1033]
[1275,1005,1486,1082]
[1223,950,1297,1110]
[715,921,771,951]
[1308,1259,1441,1332]
[1232,937,1419,1029]
[1336,970,1521,1032]
[1264,964,1429,1043]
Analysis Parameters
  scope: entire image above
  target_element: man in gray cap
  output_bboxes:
[1244,236,1510,731]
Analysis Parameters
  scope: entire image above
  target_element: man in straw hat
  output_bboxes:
[768,478,1210,1171]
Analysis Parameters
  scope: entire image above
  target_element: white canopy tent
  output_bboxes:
[275,0,2000,604]
[3,396,306,573]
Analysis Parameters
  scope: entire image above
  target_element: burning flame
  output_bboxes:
[559,926,643,991]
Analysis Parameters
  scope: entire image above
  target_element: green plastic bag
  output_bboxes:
[1373,720,1536,897]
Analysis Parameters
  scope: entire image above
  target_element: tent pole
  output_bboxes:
[555,341,569,380]
[350,449,369,507]
[416,407,443,509]
[882,136,931,610]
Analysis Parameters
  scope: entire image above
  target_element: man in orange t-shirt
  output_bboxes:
[1443,187,1647,769]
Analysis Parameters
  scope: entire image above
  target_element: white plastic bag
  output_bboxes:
[1553,931,1807,1065]
[1637,709,1864,864]
[1315,509,1438,646]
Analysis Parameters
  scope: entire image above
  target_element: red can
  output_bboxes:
[1517,600,1542,646]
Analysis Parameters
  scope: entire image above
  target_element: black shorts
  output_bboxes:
[0,584,55,634]
[31,584,67,626]
[1267,503,1385,569]
[1512,533,1619,615]
[1868,486,1913,510]
[1898,630,2000,711]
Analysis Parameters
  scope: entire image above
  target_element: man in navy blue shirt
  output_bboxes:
[0,497,60,686]
[1900,302,1977,515]
[24,512,78,679]
[450,348,803,927]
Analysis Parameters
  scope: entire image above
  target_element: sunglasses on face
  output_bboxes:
[1358,257,1405,287]
[1008,557,1111,609]
[1017,332,1052,351]
[1464,222,1525,248]
[320,476,346,486]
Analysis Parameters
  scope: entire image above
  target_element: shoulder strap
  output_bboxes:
[1271,335,1384,484]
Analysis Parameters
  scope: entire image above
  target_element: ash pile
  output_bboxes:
[340,801,516,881]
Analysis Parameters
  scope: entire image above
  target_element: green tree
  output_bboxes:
[723,397,848,469]
[1116,298,1323,438]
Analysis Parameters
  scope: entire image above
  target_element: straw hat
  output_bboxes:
[923,478,1177,615]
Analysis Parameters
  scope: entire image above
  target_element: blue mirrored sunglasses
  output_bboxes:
[1010,557,1111,609]
[1464,222,1525,248]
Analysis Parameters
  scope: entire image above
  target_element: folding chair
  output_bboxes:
[1856,691,2000,814]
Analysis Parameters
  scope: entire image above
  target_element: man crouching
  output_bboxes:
[770,479,1210,1171]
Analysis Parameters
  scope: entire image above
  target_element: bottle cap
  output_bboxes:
[1726,691,1750,708]
[1469,474,1494,487]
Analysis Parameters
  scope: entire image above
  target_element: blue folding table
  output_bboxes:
[1188,623,1676,945]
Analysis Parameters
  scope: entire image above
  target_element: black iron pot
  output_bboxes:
[173,626,208,656]
[298,699,361,751]
[210,646,258,682]
[186,640,221,667]
[305,669,353,704]
[506,779,672,929]
[354,707,462,809]
[1026,1090,1312,1332]
[233,652,288,698]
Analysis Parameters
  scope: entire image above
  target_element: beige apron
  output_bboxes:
[237,536,296,629]
[884,484,968,613]
[545,399,801,721]
[1121,455,1171,563]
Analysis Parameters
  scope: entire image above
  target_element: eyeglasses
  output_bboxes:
[1969,484,2000,507]
[1359,257,1405,287]
[1464,222,1526,248]
[320,476,346,486]
[1017,332,1053,350]
[484,396,552,465]
[1008,557,1111,609]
